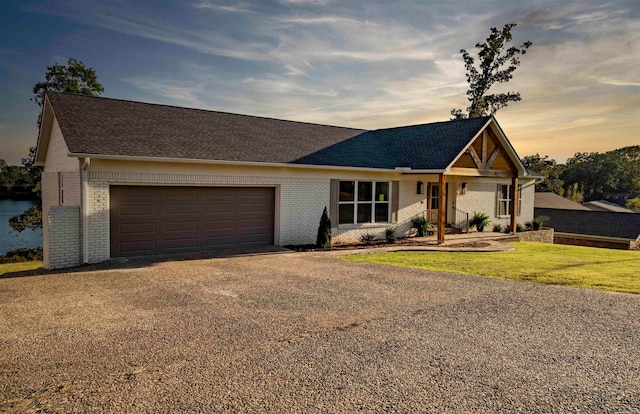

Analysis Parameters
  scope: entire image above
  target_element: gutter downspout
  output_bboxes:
[82,157,90,264]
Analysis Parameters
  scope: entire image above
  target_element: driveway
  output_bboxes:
[1,251,639,412]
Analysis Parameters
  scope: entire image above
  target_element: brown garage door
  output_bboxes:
[110,186,275,257]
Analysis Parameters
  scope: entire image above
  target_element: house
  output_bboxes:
[534,193,640,250]
[583,200,638,213]
[534,192,590,211]
[36,92,538,269]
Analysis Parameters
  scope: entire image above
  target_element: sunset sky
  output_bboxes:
[1,0,638,165]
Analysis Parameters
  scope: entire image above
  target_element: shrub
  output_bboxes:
[360,232,376,245]
[411,216,429,237]
[469,211,491,232]
[385,227,397,243]
[316,206,332,248]
[503,225,511,233]
[516,223,525,233]
[493,224,503,233]
[531,217,544,230]
[5,247,43,261]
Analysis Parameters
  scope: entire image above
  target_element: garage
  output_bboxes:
[110,186,275,257]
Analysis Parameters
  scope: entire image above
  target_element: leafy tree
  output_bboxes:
[9,58,104,232]
[626,199,640,212]
[32,58,104,127]
[522,154,565,194]
[561,148,640,202]
[451,23,532,120]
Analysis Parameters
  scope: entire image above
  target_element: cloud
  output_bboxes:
[192,1,255,13]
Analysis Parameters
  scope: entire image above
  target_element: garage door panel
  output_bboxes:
[120,240,157,253]
[119,223,156,234]
[164,221,197,232]
[204,203,235,214]
[164,238,198,251]
[111,186,275,257]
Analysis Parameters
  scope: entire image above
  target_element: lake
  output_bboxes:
[0,199,42,256]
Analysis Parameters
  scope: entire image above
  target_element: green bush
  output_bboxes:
[469,211,491,232]
[516,223,525,233]
[385,227,397,243]
[316,206,332,248]
[360,232,376,245]
[503,225,511,233]
[5,247,42,260]
[493,224,503,232]
[411,216,429,237]
[531,217,544,230]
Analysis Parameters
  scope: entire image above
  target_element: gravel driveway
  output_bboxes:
[1,251,639,413]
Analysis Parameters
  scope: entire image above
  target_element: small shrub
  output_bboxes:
[516,223,525,233]
[525,221,533,231]
[531,217,544,230]
[493,224,503,233]
[503,225,511,233]
[469,211,491,232]
[411,216,429,237]
[360,232,376,245]
[5,247,43,261]
[316,206,332,248]
[385,227,397,243]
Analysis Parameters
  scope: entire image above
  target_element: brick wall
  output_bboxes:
[45,206,81,269]
[516,228,554,243]
[454,177,535,231]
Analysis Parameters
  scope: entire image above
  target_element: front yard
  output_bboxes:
[0,261,42,276]
[343,242,640,294]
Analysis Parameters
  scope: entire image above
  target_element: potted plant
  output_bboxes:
[469,211,491,232]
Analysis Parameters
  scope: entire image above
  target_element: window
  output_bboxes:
[58,172,64,205]
[497,184,522,217]
[338,181,390,225]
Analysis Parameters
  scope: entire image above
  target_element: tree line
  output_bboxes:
[522,146,640,208]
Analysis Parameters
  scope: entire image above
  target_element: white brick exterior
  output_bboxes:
[453,177,536,230]
[44,206,81,269]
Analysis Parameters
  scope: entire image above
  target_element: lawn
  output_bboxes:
[343,242,640,294]
[0,261,42,276]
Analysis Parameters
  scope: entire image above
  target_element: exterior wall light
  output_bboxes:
[417,181,424,194]
[461,182,468,195]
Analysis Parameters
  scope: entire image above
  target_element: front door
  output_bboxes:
[427,183,448,223]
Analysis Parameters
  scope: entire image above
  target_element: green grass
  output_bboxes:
[343,242,640,294]
[0,261,42,276]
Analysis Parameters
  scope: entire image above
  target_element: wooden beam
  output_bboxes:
[467,146,483,169]
[438,174,447,244]
[485,147,500,169]
[481,130,488,167]
[510,176,519,235]
[448,167,512,178]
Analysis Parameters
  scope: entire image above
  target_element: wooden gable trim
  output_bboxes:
[448,117,525,177]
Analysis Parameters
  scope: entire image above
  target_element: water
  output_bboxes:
[0,199,42,256]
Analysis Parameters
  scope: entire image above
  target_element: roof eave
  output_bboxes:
[67,152,403,173]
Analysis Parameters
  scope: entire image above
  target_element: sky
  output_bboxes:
[0,0,638,165]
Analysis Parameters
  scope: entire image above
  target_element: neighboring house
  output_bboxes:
[534,193,640,250]
[534,192,590,211]
[36,92,538,269]
[583,200,638,213]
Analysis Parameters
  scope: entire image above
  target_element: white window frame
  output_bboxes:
[497,184,522,217]
[338,181,391,225]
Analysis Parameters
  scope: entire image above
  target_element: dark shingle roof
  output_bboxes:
[535,208,640,240]
[47,92,491,169]
[534,192,591,210]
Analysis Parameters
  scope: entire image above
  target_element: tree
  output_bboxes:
[32,58,104,127]
[9,58,104,232]
[316,206,332,248]
[451,23,532,120]
[521,154,565,194]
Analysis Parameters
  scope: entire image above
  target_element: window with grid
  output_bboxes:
[497,184,522,217]
[338,181,390,225]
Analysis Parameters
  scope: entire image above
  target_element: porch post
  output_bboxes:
[510,176,519,235]
[438,173,447,244]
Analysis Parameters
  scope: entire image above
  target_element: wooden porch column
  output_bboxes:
[509,176,519,235]
[438,173,447,244]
